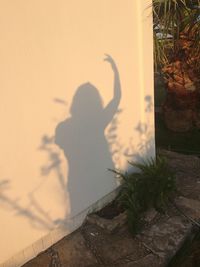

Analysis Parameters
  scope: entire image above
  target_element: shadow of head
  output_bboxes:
[70,82,103,118]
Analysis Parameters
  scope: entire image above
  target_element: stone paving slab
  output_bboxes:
[52,231,98,267]
[81,223,149,265]
[112,254,164,267]
[22,252,51,267]
[138,214,192,263]
[159,150,200,201]
[175,196,200,221]
[23,230,98,267]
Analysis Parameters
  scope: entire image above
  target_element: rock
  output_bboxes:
[143,208,158,224]
[81,223,149,265]
[52,231,98,267]
[22,252,51,267]
[106,254,164,267]
[86,211,127,233]
[121,254,164,267]
[175,196,200,221]
[159,149,200,201]
[138,215,192,263]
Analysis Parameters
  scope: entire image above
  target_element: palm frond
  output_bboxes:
[153,0,200,68]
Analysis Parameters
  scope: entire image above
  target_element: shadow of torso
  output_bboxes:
[55,83,118,216]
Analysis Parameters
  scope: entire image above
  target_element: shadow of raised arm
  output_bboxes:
[103,54,121,127]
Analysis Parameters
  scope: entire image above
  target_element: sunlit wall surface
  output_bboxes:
[0,0,154,266]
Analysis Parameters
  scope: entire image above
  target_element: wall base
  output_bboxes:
[1,187,120,267]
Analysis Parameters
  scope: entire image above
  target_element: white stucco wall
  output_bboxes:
[0,0,154,266]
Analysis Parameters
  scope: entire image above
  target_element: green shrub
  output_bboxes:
[111,156,176,234]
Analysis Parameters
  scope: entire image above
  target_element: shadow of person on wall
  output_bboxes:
[55,55,121,216]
